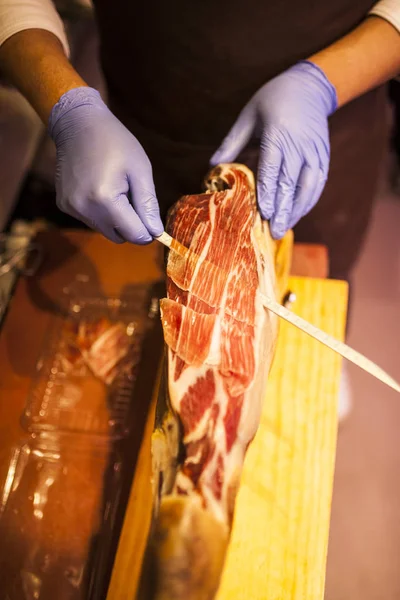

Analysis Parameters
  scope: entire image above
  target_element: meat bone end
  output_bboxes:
[144,495,229,600]
[204,165,233,193]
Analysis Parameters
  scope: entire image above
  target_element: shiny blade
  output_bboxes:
[260,292,400,394]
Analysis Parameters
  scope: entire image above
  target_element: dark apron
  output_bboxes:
[92,0,389,280]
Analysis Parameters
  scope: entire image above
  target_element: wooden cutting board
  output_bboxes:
[216,275,348,599]
[107,272,348,599]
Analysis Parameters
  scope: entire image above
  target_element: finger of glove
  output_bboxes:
[306,137,330,212]
[64,204,126,244]
[128,170,163,238]
[269,154,303,239]
[66,200,130,244]
[64,188,151,244]
[257,134,283,221]
[210,106,255,165]
[287,151,321,230]
[288,143,329,230]
[108,193,155,244]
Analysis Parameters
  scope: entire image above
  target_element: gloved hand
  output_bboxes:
[211,60,338,239]
[48,87,163,244]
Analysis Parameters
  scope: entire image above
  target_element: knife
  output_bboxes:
[155,231,400,394]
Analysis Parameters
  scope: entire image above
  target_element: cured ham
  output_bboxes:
[144,164,293,600]
[60,318,132,385]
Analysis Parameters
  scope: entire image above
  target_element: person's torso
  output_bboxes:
[93,0,377,146]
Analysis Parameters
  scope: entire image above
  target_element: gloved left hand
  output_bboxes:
[211,60,337,239]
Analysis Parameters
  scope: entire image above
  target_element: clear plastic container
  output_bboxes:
[0,276,163,598]
[0,433,121,600]
[21,276,160,439]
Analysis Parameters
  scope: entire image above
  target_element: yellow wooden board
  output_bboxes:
[107,275,348,600]
[217,276,348,600]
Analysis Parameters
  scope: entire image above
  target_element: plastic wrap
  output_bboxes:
[0,435,119,599]
[22,279,154,439]
[0,276,161,599]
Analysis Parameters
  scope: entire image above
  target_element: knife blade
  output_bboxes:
[155,231,400,394]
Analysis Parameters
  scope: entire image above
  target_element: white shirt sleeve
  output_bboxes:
[369,0,400,33]
[0,0,70,56]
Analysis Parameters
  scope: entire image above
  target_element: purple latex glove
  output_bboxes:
[48,87,163,244]
[211,60,338,239]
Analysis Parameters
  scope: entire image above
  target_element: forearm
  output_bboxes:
[0,28,87,123]
[309,16,400,108]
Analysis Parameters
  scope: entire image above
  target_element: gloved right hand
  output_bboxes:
[48,87,163,244]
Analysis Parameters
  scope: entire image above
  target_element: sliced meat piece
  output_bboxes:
[160,299,216,367]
